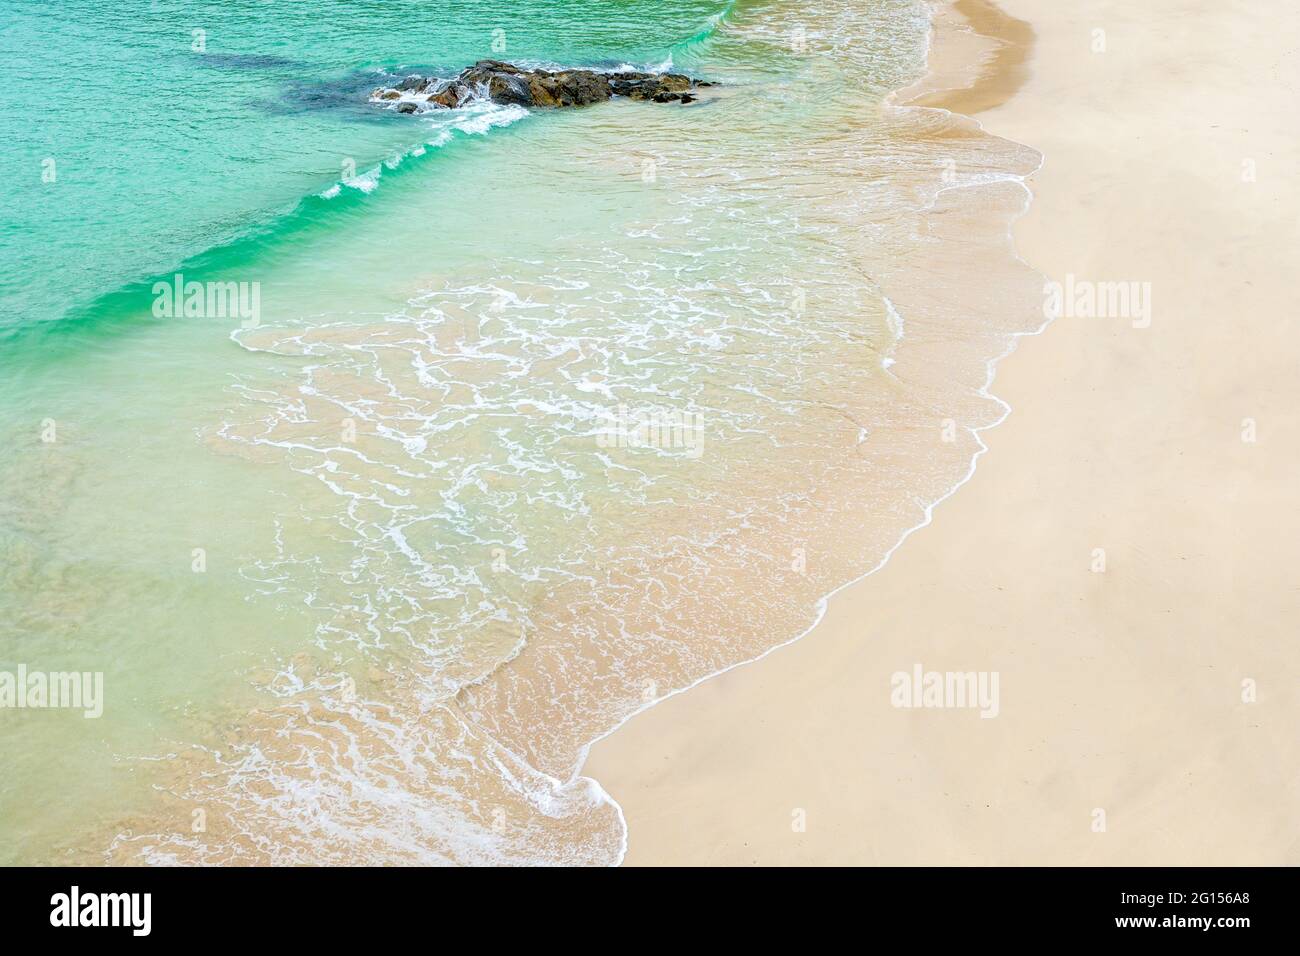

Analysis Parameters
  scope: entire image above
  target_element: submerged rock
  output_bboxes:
[370,59,711,113]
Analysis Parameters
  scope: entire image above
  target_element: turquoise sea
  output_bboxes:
[0,0,1041,863]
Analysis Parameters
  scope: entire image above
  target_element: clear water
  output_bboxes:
[0,0,732,333]
[0,0,1042,864]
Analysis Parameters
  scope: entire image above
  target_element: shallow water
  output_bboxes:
[0,0,1041,864]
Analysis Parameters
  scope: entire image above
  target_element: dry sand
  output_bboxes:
[584,0,1300,865]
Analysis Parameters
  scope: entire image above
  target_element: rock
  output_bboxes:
[395,101,418,114]
[470,59,524,76]
[653,73,693,94]
[371,60,711,112]
[426,85,462,109]
[609,71,694,101]
[625,73,685,91]
[487,72,533,106]
[552,70,613,106]
[527,76,563,108]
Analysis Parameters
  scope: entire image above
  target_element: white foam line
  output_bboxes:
[563,0,1052,868]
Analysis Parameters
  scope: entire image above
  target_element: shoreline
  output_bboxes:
[585,0,1300,866]
[898,0,1033,114]
[578,0,1048,866]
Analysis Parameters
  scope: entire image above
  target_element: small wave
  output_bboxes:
[317,100,528,200]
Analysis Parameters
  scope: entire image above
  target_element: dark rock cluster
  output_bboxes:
[372,59,712,113]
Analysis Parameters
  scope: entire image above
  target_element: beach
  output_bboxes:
[1,0,1294,868]
[584,0,1300,865]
